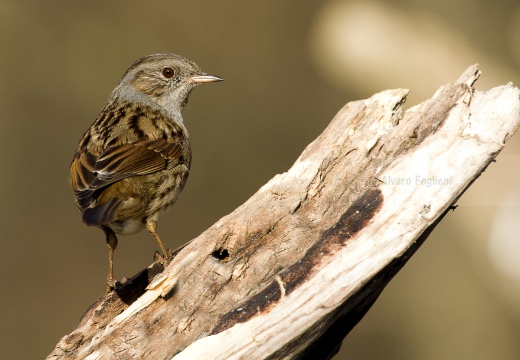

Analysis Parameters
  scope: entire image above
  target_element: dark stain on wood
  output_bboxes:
[282,187,383,295]
[210,280,283,334]
[211,188,383,334]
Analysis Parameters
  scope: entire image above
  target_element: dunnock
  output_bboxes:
[69,53,222,291]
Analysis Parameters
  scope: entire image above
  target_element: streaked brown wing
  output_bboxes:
[70,138,183,211]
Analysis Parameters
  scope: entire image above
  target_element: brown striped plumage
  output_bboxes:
[69,53,222,292]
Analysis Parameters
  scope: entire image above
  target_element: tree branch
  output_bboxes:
[48,65,520,360]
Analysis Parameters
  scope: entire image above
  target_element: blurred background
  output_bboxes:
[1,0,519,359]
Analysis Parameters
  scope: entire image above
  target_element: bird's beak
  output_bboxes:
[190,73,224,84]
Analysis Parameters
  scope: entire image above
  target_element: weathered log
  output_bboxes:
[48,65,520,360]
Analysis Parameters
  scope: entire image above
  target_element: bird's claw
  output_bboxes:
[154,249,173,265]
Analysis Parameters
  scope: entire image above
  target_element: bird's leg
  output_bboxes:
[146,220,172,263]
[103,226,118,293]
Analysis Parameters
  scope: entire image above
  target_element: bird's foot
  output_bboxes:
[154,249,173,265]
[106,275,117,293]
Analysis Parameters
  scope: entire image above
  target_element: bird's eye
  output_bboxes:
[162,67,175,78]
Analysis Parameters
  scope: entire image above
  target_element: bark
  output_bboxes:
[48,65,520,360]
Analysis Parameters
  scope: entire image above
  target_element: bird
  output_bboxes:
[69,53,222,292]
